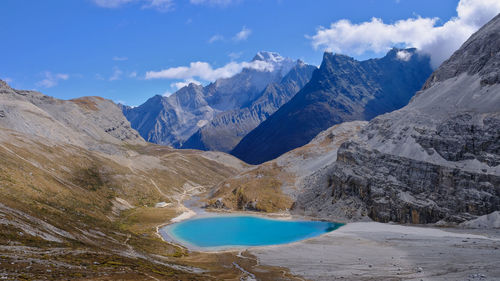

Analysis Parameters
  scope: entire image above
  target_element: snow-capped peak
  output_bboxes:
[251,51,296,76]
[252,51,286,63]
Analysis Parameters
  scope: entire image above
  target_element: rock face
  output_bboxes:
[181,61,316,152]
[122,52,309,149]
[0,81,144,153]
[294,14,500,224]
[122,83,213,147]
[231,48,433,164]
[296,142,500,223]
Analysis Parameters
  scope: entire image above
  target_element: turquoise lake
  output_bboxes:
[160,215,342,250]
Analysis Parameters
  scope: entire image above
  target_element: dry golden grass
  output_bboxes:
[208,163,294,212]
[0,131,301,280]
[70,97,103,111]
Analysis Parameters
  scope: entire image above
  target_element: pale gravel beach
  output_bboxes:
[251,222,500,281]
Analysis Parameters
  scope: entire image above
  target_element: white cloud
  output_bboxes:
[36,72,69,88]
[190,0,237,6]
[162,91,173,97]
[233,26,251,41]
[142,0,174,12]
[170,78,202,90]
[208,34,224,43]
[112,56,128,61]
[129,71,138,78]
[309,0,500,68]
[109,67,123,81]
[396,50,412,61]
[145,60,274,81]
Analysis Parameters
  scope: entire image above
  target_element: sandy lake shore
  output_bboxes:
[250,222,500,281]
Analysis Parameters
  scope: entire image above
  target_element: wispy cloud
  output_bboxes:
[36,72,69,88]
[109,67,123,81]
[233,26,251,41]
[309,0,500,68]
[112,56,128,61]
[208,34,224,43]
[92,0,135,8]
[190,0,239,6]
[129,71,138,78]
[92,0,173,12]
[145,60,274,81]
[141,0,174,12]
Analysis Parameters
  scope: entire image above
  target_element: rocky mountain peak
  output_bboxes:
[295,14,500,225]
[231,48,433,164]
[250,51,296,76]
[423,13,500,90]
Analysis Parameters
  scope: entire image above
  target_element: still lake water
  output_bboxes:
[160,215,342,250]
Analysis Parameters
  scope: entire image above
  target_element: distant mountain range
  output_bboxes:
[122,52,312,152]
[180,60,316,152]
[231,48,433,164]
[210,14,500,225]
[123,49,433,162]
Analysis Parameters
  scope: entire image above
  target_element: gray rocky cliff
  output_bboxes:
[293,14,500,224]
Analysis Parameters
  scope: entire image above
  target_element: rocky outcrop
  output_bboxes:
[293,14,500,224]
[231,48,433,164]
[294,142,500,223]
[460,211,500,228]
[414,113,500,167]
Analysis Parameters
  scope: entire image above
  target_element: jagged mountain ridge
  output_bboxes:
[294,14,500,224]
[231,48,433,164]
[122,51,305,147]
[180,61,316,152]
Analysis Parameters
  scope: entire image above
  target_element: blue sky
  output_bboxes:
[0,0,478,105]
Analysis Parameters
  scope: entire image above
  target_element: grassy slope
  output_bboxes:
[0,130,299,280]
